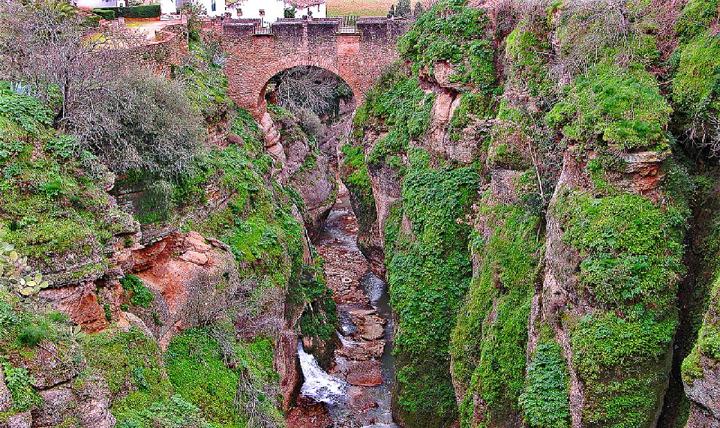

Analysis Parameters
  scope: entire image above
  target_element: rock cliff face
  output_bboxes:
[0,36,338,426]
[341,0,720,427]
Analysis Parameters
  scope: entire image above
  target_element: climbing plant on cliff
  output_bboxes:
[451,202,543,427]
[385,154,479,426]
[397,0,495,89]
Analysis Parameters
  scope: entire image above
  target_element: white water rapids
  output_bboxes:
[297,341,348,405]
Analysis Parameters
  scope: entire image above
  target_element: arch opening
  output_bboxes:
[259,65,357,123]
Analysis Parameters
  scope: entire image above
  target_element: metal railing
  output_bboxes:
[337,15,358,34]
[254,18,271,35]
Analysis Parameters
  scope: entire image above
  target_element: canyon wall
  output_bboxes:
[0,35,338,426]
[341,0,720,427]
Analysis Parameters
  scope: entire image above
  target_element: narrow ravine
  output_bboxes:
[297,184,397,428]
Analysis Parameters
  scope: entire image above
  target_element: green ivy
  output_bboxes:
[120,275,155,308]
[447,92,495,142]
[519,339,571,428]
[164,328,283,426]
[387,163,479,426]
[571,312,676,427]
[115,395,210,428]
[682,273,720,383]
[451,203,541,427]
[292,265,338,341]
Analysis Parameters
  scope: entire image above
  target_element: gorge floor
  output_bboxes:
[291,189,398,428]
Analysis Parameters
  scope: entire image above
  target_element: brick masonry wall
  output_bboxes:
[221,17,411,118]
[131,23,189,77]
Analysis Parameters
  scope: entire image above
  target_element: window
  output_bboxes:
[211,0,216,11]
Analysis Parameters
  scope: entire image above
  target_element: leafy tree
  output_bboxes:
[181,0,207,42]
[396,0,411,17]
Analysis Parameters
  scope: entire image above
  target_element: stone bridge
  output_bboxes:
[220,17,411,118]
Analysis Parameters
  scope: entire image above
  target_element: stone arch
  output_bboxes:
[255,58,360,115]
[221,18,411,119]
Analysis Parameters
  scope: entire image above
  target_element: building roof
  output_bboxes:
[285,0,325,8]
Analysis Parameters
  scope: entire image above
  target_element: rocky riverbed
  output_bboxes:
[288,187,397,428]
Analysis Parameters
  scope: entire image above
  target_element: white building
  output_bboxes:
[225,0,326,21]
[72,0,125,9]
[161,0,226,17]
[158,0,324,20]
[284,0,326,19]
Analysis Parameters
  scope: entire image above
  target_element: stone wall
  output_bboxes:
[131,23,189,76]
[221,17,411,118]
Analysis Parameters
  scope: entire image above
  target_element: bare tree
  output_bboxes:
[270,66,352,119]
[0,0,204,178]
[0,0,139,123]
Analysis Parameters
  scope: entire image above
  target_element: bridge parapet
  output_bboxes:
[222,17,410,39]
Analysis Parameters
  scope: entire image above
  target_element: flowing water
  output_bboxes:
[296,189,398,427]
[297,342,349,404]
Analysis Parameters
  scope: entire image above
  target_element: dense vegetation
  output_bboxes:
[5,0,720,427]
[0,3,335,425]
[342,0,720,427]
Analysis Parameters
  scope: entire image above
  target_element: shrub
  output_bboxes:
[551,0,659,78]
[17,323,48,347]
[92,8,116,20]
[79,74,205,180]
[294,268,337,341]
[103,4,161,18]
[671,32,720,154]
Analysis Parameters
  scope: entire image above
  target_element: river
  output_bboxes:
[294,187,397,427]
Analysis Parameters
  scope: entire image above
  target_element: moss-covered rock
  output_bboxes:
[0,84,133,286]
[386,159,479,426]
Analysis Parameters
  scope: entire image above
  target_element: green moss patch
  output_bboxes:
[164,328,283,427]
[451,203,542,427]
[398,0,495,89]
[0,86,123,277]
[547,62,671,151]
[555,191,685,313]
